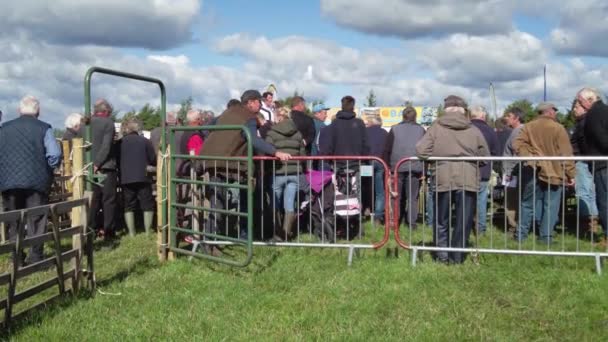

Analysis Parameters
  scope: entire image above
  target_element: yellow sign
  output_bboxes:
[324,107,437,128]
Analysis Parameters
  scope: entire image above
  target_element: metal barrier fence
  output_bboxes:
[392,156,608,274]
[173,154,392,266]
[0,198,95,328]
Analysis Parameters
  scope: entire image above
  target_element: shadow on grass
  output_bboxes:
[0,248,158,337]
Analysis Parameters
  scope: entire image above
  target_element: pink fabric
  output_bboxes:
[188,135,204,155]
[306,169,333,193]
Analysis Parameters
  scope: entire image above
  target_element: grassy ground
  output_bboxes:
[3,225,608,341]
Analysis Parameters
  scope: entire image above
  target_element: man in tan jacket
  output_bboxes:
[416,95,490,264]
[513,102,575,243]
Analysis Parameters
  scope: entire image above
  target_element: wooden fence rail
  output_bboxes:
[0,198,95,329]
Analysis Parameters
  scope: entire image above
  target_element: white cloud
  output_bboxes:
[320,0,514,38]
[214,33,407,86]
[549,1,608,57]
[0,0,201,49]
[417,31,547,87]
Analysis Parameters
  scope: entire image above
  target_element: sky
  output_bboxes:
[1,0,608,128]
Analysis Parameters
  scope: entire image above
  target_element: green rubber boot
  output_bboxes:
[124,212,136,237]
[144,211,155,235]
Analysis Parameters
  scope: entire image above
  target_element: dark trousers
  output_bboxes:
[205,175,247,238]
[595,168,608,236]
[123,182,155,212]
[2,189,49,263]
[88,170,117,234]
[435,190,476,264]
[397,172,421,227]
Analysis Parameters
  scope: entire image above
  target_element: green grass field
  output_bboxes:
[3,225,608,341]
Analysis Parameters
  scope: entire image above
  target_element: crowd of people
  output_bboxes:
[0,85,607,265]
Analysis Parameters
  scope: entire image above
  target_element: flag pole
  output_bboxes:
[543,65,547,101]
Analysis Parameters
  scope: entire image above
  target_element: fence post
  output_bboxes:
[70,138,85,265]
[62,140,73,193]
[157,146,167,261]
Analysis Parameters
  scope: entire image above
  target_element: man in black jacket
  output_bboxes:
[120,119,157,236]
[89,98,118,239]
[579,87,608,246]
[319,95,369,159]
[470,105,500,235]
[290,96,315,155]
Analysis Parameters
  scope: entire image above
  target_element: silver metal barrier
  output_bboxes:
[393,156,608,274]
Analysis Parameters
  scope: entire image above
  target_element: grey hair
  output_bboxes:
[577,87,603,103]
[64,113,83,130]
[122,118,141,135]
[19,95,40,116]
[186,109,202,124]
[368,115,383,126]
[470,105,488,120]
[93,98,113,114]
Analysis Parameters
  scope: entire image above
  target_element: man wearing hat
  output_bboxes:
[513,102,575,244]
[311,103,329,156]
[416,95,489,264]
[198,90,291,255]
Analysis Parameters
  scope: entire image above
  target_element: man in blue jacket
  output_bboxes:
[470,105,500,235]
[0,96,62,264]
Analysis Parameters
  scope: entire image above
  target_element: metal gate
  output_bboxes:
[166,125,254,266]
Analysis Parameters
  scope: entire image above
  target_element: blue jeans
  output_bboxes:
[575,161,598,217]
[516,170,562,243]
[476,181,489,234]
[273,175,300,213]
[373,163,385,219]
[594,169,608,236]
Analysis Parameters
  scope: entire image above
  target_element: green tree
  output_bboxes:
[53,128,65,139]
[504,99,536,123]
[436,104,445,118]
[366,89,377,107]
[178,96,193,124]
[137,104,162,130]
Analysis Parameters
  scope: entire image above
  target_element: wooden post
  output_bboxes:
[70,138,84,289]
[62,140,73,194]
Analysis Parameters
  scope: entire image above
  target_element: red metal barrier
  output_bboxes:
[392,157,414,249]
[253,155,392,250]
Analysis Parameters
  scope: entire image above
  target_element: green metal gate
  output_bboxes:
[84,66,169,259]
[167,125,254,266]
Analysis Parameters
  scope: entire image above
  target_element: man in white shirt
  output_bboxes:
[260,92,275,123]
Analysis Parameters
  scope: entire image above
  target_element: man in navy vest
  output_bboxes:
[0,95,62,264]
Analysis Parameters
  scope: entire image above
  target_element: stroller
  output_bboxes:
[301,169,336,243]
[333,168,362,240]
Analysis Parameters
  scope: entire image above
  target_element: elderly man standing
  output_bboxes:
[150,111,179,152]
[416,95,489,264]
[513,102,575,244]
[579,87,608,246]
[89,98,118,240]
[311,104,329,156]
[0,96,62,264]
[470,106,500,235]
[384,106,425,229]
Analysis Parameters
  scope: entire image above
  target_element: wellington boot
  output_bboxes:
[282,212,296,241]
[124,212,136,237]
[144,211,155,235]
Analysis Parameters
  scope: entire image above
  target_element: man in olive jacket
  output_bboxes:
[416,95,490,264]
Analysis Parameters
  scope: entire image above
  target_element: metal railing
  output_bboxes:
[392,156,608,274]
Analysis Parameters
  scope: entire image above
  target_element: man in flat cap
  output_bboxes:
[513,102,575,244]
[416,95,489,264]
[197,89,290,255]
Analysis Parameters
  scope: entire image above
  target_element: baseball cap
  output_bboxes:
[535,102,558,113]
[313,104,330,113]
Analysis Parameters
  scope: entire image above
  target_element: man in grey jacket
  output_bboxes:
[383,106,425,229]
[502,107,525,232]
[88,98,118,239]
